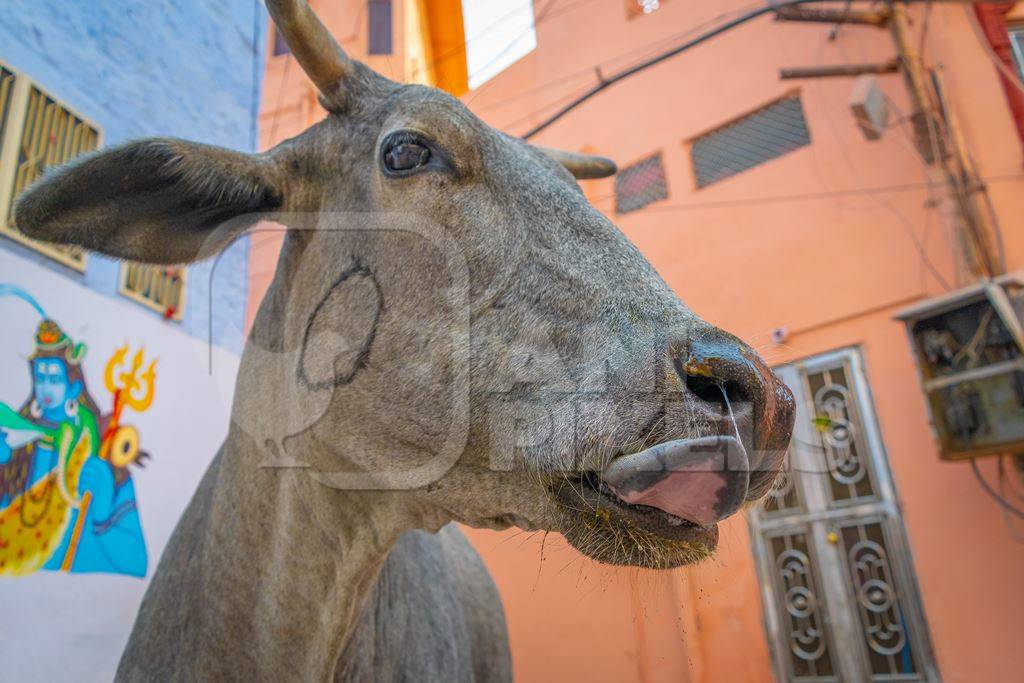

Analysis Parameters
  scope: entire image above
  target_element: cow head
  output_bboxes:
[14,0,793,569]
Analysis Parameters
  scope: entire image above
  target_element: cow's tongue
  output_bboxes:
[600,436,749,528]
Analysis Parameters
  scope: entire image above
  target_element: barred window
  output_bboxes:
[1011,25,1024,81]
[690,95,811,188]
[119,263,187,321]
[0,70,100,270]
[0,66,14,152]
[614,152,668,214]
[368,0,393,55]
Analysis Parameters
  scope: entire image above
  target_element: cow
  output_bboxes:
[14,1,794,679]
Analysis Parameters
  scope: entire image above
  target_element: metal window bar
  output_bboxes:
[119,263,187,320]
[691,95,811,188]
[1009,26,1024,82]
[0,66,15,157]
[614,152,669,214]
[836,517,920,679]
[749,349,939,683]
[767,527,840,680]
[762,450,804,516]
[802,364,882,506]
[2,84,98,269]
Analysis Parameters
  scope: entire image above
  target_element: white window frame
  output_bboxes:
[0,60,102,272]
[117,262,188,322]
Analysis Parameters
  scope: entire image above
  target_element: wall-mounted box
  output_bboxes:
[896,273,1024,461]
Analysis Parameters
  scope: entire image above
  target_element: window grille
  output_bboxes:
[119,263,187,321]
[691,95,811,188]
[0,66,14,153]
[614,152,668,214]
[1010,25,1024,81]
[0,71,100,270]
[368,0,393,55]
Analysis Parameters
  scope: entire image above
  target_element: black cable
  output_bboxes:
[971,458,1024,520]
[522,0,1009,139]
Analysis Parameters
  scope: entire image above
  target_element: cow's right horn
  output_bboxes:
[265,0,352,100]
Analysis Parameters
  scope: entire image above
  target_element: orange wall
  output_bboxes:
[462,1,1024,681]
[251,2,1024,681]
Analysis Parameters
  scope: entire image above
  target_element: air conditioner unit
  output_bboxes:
[895,273,1024,461]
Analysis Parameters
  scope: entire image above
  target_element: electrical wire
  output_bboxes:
[412,0,604,87]
[521,0,1015,139]
[808,21,956,292]
[1000,455,1024,504]
[591,172,1023,212]
[997,456,1024,542]
[477,1,769,117]
[465,0,561,87]
[972,458,1024,520]
[261,0,368,149]
[266,52,293,147]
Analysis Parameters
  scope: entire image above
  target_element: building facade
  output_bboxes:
[461,2,1024,682]
[0,1,265,679]
[249,2,1024,682]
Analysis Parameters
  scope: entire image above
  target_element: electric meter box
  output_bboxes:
[895,273,1024,461]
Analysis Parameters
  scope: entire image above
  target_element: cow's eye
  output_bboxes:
[386,143,429,172]
[381,132,432,176]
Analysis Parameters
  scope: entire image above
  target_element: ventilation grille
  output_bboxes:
[120,264,187,320]
[691,95,810,188]
[615,152,668,214]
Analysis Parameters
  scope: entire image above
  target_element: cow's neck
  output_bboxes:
[123,428,435,680]
[202,431,410,676]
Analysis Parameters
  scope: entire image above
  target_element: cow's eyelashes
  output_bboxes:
[380,131,445,177]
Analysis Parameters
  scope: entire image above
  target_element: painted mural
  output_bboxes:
[0,284,155,577]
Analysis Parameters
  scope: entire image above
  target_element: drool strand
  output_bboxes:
[719,383,742,442]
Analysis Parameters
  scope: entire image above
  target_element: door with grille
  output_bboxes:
[749,348,939,682]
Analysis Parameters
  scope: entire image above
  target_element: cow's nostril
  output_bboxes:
[684,373,751,411]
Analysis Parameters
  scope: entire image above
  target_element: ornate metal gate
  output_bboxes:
[749,348,939,682]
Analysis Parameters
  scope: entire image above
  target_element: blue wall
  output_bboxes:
[0,0,267,353]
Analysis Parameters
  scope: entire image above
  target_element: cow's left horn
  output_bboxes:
[536,147,617,179]
[266,0,351,98]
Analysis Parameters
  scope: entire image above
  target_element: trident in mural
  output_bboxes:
[100,345,156,466]
[0,284,155,577]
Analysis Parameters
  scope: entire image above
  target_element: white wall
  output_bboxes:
[0,249,241,681]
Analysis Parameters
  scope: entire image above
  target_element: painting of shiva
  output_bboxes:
[0,316,154,578]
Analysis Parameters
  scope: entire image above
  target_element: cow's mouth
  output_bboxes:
[552,435,752,568]
[557,471,721,544]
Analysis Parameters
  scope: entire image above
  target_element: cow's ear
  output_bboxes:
[13,138,283,264]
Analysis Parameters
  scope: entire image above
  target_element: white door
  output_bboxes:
[749,348,939,682]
